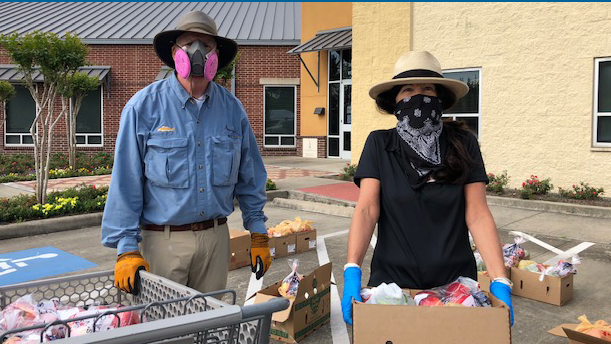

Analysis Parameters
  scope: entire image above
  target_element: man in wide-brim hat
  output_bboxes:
[102,10,271,295]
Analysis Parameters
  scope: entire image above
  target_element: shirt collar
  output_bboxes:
[385,129,401,152]
[169,73,216,107]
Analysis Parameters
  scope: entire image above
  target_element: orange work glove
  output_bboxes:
[250,233,271,280]
[114,251,149,295]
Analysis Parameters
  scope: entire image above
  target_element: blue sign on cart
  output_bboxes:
[0,246,97,286]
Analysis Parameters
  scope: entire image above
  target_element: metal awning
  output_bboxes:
[287,27,351,92]
[0,65,111,95]
[155,66,173,81]
[288,27,351,55]
[0,65,110,83]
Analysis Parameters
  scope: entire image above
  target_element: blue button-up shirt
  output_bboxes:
[101,74,267,255]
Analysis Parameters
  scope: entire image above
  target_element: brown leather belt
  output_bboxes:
[142,218,227,232]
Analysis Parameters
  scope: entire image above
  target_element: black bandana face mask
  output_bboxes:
[394,94,446,188]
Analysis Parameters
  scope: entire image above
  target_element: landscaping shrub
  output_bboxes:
[266,178,277,191]
[519,175,553,199]
[486,171,509,194]
[559,182,604,200]
[339,163,357,181]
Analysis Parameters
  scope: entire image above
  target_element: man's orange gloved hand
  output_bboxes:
[250,233,271,280]
[114,251,149,295]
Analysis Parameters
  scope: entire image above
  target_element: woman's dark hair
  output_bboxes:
[375,84,474,184]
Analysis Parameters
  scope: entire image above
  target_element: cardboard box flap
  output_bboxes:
[295,263,332,302]
[253,293,295,323]
[549,324,578,337]
[564,328,611,344]
[246,280,283,302]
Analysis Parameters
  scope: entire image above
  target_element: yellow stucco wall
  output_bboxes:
[352,2,412,163]
[300,2,352,137]
[352,2,611,191]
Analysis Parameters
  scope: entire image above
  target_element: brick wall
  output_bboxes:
[0,44,300,157]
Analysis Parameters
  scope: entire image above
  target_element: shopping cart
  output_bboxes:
[0,270,289,344]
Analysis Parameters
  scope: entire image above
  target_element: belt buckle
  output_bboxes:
[191,222,203,231]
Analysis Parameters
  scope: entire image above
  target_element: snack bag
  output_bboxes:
[502,236,529,268]
[0,295,39,332]
[575,315,611,341]
[548,256,580,278]
[278,259,302,298]
[361,283,414,305]
[414,277,491,308]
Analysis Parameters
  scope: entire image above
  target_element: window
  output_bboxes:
[264,86,296,147]
[595,58,611,146]
[4,85,36,146]
[72,86,103,146]
[443,68,481,138]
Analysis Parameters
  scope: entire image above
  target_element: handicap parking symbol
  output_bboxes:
[0,246,97,286]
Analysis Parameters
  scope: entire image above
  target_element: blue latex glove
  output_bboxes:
[490,281,514,326]
[341,266,362,325]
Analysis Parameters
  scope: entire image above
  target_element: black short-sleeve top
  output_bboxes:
[354,128,489,289]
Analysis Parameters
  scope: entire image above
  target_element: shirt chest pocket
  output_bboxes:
[144,138,190,189]
[212,135,241,186]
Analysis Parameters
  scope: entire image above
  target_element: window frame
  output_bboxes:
[263,85,297,148]
[69,85,104,147]
[594,57,611,148]
[442,67,482,139]
[4,84,38,147]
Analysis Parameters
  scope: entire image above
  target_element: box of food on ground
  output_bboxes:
[353,278,511,344]
[268,217,316,258]
[251,263,332,343]
[295,229,317,253]
[548,315,611,344]
[228,229,251,270]
[510,266,573,306]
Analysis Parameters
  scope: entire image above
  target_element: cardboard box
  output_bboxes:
[549,324,611,344]
[353,291,511,344]
[510,267,573,306]
[295,229,317,253]
[253,263,332,343]
[228,229,251,270]
[272,233,297,259]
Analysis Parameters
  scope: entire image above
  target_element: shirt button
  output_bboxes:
[199,164,203,170]
[200,211,205,216]
[199,188,204,192]
[197,119,201,124]
[197,141,201,146]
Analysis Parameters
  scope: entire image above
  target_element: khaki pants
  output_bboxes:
[140,220,230,294]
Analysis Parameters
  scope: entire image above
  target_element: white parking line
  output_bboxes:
[244,272,263,306]
[317,236,350,344]
[320,229,349,239]
[370,234,377,249]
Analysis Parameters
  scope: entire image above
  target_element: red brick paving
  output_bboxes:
[8,166,337,192]
[298,182,360,202]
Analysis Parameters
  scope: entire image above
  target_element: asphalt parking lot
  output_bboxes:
[2,203,611,343]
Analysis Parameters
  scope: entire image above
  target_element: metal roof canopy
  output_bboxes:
[287,27,351,92]
[155,66,174,81]
[0,2,301,45]
[0,65,111,95]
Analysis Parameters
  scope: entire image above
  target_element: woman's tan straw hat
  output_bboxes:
[368,51,469,101]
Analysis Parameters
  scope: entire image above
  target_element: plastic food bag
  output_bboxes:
[360,283,415,305]
[548,256,580,278]
[278,259,302,298]
[503,236,529,268]
[414,276,491,308]
[574,315,611,341]
[473,251,487,272]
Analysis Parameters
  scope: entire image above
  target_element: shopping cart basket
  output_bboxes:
[0,270,289,344]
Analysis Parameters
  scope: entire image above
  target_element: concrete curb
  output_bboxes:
[486,195,611,219]
[0,213,103,240]
[272,198,354,218]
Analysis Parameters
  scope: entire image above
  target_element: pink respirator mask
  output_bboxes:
[174,40,218,82]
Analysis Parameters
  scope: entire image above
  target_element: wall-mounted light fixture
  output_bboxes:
[314,107,325,115]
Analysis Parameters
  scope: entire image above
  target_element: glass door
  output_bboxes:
[327,49,351,159]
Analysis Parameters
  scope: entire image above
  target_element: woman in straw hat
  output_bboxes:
[341,51,513,325]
